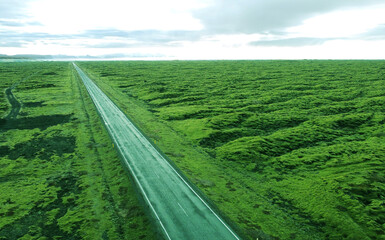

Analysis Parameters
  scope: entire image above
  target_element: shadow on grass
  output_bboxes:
[0,135,75,160]
[0,114,73,131]
[23,101,45,107]
[0,172,82,240]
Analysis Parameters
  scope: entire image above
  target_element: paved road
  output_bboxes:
[73,63,240,240]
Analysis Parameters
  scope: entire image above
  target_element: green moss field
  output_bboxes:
[77,60,385,240]
[1,60,385,240]
[0,62,156,240]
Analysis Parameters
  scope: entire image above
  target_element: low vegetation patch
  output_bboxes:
[0,62,156,240]
[79,60,385,240]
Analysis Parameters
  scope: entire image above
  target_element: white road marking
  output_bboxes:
[124,113,241,240]
[177,202,189,217]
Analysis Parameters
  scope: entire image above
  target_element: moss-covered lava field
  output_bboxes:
[1,60,385,240]
[0,62,156,240]
[78,60,385,240]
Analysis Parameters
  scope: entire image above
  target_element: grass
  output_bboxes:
[77,60,385,240]
[0,62,156,239]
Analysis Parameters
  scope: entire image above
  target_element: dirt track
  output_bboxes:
[4,87,21,120]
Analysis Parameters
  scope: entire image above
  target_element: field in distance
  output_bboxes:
[78,60,385,240]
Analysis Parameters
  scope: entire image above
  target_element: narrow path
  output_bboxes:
[3,72,39,120]
[74,63,241,240]
[4,88,21,120]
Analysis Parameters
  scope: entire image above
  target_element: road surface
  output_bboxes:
[73,63,240,240]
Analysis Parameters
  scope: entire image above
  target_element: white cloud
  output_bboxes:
[26,0,205,34]
[1,0,385,59]
[287,4,385,38]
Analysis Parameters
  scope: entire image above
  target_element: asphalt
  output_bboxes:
[73,63,241,240]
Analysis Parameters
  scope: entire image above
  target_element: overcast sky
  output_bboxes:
[1,0,385,59]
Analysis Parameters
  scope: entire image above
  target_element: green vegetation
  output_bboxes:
[0,62,156,239]
[78,60,385,240]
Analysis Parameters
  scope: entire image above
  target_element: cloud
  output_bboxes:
[194,0,385,34]
[0,0,34,19]
[101,52,167,59]
[0,27,202,53]
[0,42,24,47]
[359,24,385,40]
[25,0,204,34]
[0,31,73,52]
[250,37,334,47]
[88,42,135,49]
[0,31,67,42]
[81,29,202,46]
[0,20,25,27]
[0,20,42,27]
[1,0,384,59]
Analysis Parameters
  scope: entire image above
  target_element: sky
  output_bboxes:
[1,0,385,59]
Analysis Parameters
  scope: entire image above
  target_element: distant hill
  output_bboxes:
[0,54,53,59]
[0,54,99,60]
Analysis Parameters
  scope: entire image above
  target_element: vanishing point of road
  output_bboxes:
[73,63,241,240]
